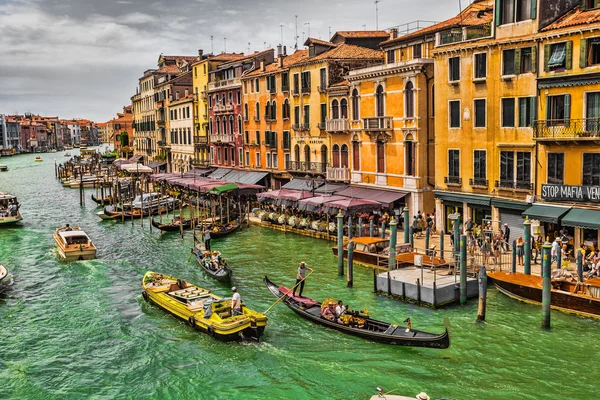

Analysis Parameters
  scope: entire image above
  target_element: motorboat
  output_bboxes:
[34,156,43,162]
[0,165,8,172]
[0,193,23,226]
[53,226,97,261]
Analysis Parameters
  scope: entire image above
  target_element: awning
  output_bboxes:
[128,155,143,163]
[561,208,600,230]
[314,183,348,194]
[223,170,268,185]
[491,198,530,211]
[183,169,212,178]
[148,161,167,169]
[282,179,325,192]
[323,198,382,215]
[335,186,407,208]
[298,195,347,212]
[209,183,239,195]
[522,204,571,224]
[207,168,232,180]
[120,163,153,173]
[436,191,491,207]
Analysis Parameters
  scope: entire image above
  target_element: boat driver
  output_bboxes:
[231,287,242,316]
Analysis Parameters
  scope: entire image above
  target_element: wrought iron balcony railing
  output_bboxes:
[534,118,600,141]
[444,176,462,185]
[285,161,327,174]
[470,178,488,187]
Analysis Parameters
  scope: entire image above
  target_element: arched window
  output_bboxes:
[352,136,360,171]
[376,135,385,173]
[209,118,213,135]
[332,99,339,119]
[238,116,243,134]
[265,101,271,119]
[222,118,227,135]
[405,81,414,118]
[340,99,348,118]
[283,99,290,119]
[294,144,300,162]
[332,144,340,168]
[321,145,328,169]
[352,89,359,120]
[376,85,385,117]
[216,117,220,134]
[341,144,349,168]
[405,133,416,176]
[255,102,260,120]
[271,101,277,120]
[244,103,249,120]
[229,116,234,134]
[304,145,311,164]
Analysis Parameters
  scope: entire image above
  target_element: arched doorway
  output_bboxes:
[352,137,360,171]
[304,145,311,166]
[332,144,340,168]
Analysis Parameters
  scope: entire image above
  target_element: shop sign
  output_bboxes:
[541,184,600,203]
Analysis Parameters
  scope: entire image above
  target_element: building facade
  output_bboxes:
[167,94,195,172]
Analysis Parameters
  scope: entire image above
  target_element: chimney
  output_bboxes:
[390,28,398,40]
[198,49,204,57]
[279,54,284,68]
[260,59,265,71]
[277,44,283,57]
[284,46,287,56]
[185,89,189,97]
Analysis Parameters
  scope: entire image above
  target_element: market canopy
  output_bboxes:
[298,195,347,212]
[522,204,571,224]
[314,183,348,194]
[323,198,382,215]
[148,161,167,169]
[223,170,269,185]
[282,179,325,192]
[120,163,153,174]
[207,168,233,180]
[335,186,407,208]
[560,208,600,230]
[209,183,239,195]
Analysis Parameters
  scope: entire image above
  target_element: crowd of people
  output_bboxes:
[0,201,19,217]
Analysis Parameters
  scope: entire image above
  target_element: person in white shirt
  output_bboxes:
[551,238,561,267]
[231,287,242,315]
[335,300,346,317]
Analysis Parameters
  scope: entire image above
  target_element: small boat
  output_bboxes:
[368,389,442,400]
[53,226,97,261]
[34,156,43,162]
[0,193,23,226]
[49,149,57,153]
[64,152,71,157]
[141,271,267,341]
[0,165,8,172]
[0,264,7,284]
[209,221,242,239]
[264,276,450,348]
[152,217,192,232]
[91,194,115,206]
[192,232,232,281]
[488,271,600,319]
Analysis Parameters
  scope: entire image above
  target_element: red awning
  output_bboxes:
[323,198,382,215]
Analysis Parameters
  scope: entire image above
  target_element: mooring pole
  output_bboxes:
[524,217,531,275]
[542,240,552,328]
[389,218,397,271]
[453,213,461,256]
[347,241,355,288]
[556,244,562,269]
[440,230,445,260]
[425,227,430,254]
[511,240,517,273]
[477,265,487,322]
[576,250,583,283]
[381,219,386,239]
[347,215,353,240]
[460,234,467,305]
[337,210,344,276]
[409,227,414,249]
[403,205,410,244]
[369,217,374,238]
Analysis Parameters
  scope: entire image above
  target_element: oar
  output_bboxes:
[263,268,314,314]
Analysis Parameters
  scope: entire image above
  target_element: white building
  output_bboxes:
[168,94,195,172]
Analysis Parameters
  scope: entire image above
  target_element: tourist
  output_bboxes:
[335,300,346,317]
[416,393,430,400]
[516,236,525,266]
[293,261,310,298]
[465,217,474,235]
[203,228,211,251]
[533,236,543,264]
[321,303,335,321]
[65,224,73,231]
[551,237,561,267]
[231,287,242,315]
[502,224,511,251]
[561,244,570,269]
[412,216,420,238]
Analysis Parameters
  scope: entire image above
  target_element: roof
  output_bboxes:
[304,37,338,48]
[161,55,198,64]
[542,6,600,31]
[244,50,309,77]
[58,231,90,239]
[381,0,493,46]
[330,79,349,87]
[156,65,181,74]
[295,44,383,65]
[560,208,600,230]
[331,30,389,41]
[210,53,247,62]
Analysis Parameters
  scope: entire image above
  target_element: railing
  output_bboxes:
[210,134,235,144]
[317,85,327,93]
[194,135,208,145]
[301,86,311,94]
[470,178,488,187]
[281,85,290,92]
[437,24,492,46]
[495,180,533,190]
[444,176,462,185]
[363,117,393,131]
[286,161,327,173]
[292,123,309,132]
[326,119,349,132]
[191,158,210,167]
[534,118,600,140]
[254,116,260,122]
[208,78,241,91]
[269,87,276,94]
[327,167,350,182]
[225,104,233,112]
[292,89,300,96]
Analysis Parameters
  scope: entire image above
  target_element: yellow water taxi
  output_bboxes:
[34,156,43,162]
[142,271,267,341]
[53,226,97,261]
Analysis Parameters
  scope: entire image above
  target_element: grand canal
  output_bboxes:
[0,150,597,399]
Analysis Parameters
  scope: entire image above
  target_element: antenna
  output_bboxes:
[304,22,311,38]
[224,37,227,53]
[375,0,381,30]
[362,24,367,30]
[211,36,214,54]
[247,42,251,53]
[295,15,299,50]
[329,26,332,39]
[280,24,284,46]
[264,41,267,49]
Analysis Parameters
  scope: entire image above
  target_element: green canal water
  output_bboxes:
[0,150,597,400]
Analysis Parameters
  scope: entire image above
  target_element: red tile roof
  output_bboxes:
[330,79,349,87]
[542,6,600,31]
[210,53,247,62]
[156,65,181,74]
[161,55,198,64]
[244,50,309,77]
[305,43,383,63]
[304,37,338,47]
[331,30,389,40]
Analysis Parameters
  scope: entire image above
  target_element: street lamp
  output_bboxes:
[304,174,324,197]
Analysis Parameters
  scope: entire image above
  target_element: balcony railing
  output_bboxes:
[281,85,290,92]
[317,85,327,93]
[363,117,393,131]
[208,78,241,91]
[327,167,350,182]
[437,24,492,46]
[469,178,488,188]
[495,180,533,190]
[286,161,327,174]
[292,123,310,132]
[301,86,311,94]
[534,118,600,141]
[191,158,210,167]
[210,134,235,144]
[444,176,462,185]
[326,119,349,132]
[194,135,208,145]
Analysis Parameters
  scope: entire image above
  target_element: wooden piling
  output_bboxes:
[347,241,355,288]
[542,241,552,328]
[524,217,532,275]
[460,234,467,305]
[403,205,410,244]
[511,240,517,273]
[337,210,344,276]
[477,265,487,322]
[577,251,583,282]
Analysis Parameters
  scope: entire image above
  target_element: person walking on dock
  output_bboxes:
[203,229,211,251]
[293,262,310,298]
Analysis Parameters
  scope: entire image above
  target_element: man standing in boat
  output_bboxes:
[293,262,312,298]
[231,287,242,315]
[203,228,211,251]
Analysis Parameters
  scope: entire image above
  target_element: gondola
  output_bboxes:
[151,217,192,232]
[91,194,114,205]
[192,240,232,282]
[264,276,450,349]
[209,222,242,239]
[0,264,8,284]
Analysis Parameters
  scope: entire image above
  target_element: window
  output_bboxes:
[282,99,290,119]
[332,99,339,119]
[520,48,532,73]
[332,144,340,167]
[583,153,600,185]
[375,85,385,117]
[376,137,385,173]
[319,68,326,90]
[301,71,311,91]
[474,99,486,128]
[255,79,260,92]
[546,95,570,124]
[244,130,249,144]
[500,0,534,25]
[283,131,291,149]
[293,74,299,93]
[586,92,600,131]
[413,44,422,59]
[474,53,487,79]
[320,103,327,124]
[340,144,349,168]
[448,150,460,178]
[340,99,348,118]
[228,93,232,104]
[294,106,300,124]
[547,153,564,184]
[583,0,600,10]
[449,57,460,81]
[449,100,461,128]
[255,102,260,121]
[245,151,250,166]
[255,130,260,144]
[272,153,278,169]
[503,49,516,75]
[239,148,243,167]
[387,49,395,63]
[265,101,271,119]
[545,42,572,71]
[229,116,234,134]
[502,98,515,127]
[267,153,272,168]
[304,145,311,164]
[582,38,600,67]
[351,89,359,120]
[271,101,277,120]
[405,139,415,176]
[516,152,531,184]
[244,104,249,120]
[518,97,536,127]
[237,91,241,105]
[304,105,310,126]
[281,72,290,91]
[500,151,514,183]
[405,82,414,118]
[352,139,360,170]
[255,152,261,167]
[473,150,487,180]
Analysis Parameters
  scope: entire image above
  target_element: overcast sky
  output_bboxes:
[0,0,464,122]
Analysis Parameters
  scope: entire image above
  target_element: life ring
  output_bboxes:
[188,316,196,327]
[142,291,149,302]
[177,279,184,288]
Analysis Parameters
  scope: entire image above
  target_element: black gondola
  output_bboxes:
[264,276,450,349]
[91,194,114,205]
[192,242,232,282]
[151,217,192,232]
[209,222,241,239]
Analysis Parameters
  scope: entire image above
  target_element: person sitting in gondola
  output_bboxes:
[321,304,336,321]
[335,300,346,318]
[211,252,220,270]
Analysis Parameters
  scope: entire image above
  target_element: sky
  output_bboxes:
[0,0,464,122]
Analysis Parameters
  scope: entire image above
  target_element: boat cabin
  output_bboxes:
[58,231,92,246]
[0,193,21,223]
[132,193,161,208]
[0,165,8,172]
[351,237,391,254]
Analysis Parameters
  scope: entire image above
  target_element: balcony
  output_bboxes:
[286,161,327,174]
[225,104,234,112]
[254,116,260,122]
[191,158,210,167]
[444,176,462,186]
[281,85,290,92]
[208,78,241,92]
[194,135,208,145]
[301,86,311,94]
[469,178,488,188]
[326,119,349,133]
[363,117,393,132]
[292,89,300,96]
[495,180,533,191]
[327,167,350,182]
[534,118,600,144]
[436,23,492,46]
[269,87,276,94]
[292,123,310,132]
[210,134,235,144]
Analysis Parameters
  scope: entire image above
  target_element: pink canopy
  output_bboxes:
[323,197,382,215]
[298,195,347,212]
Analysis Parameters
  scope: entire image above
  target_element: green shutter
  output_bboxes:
[514,48,522,74]
[530,0,537,20]
[544,44,551,72]
[580,38,588,68]
[530,97,537,127]
[565,40,573,69]
[531,46,538,73]
[545,96,550,120]
[564,94,571,126]
[495,0,502,26]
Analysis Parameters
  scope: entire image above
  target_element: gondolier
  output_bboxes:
[293,262,311,298]
[204,228,211,251]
